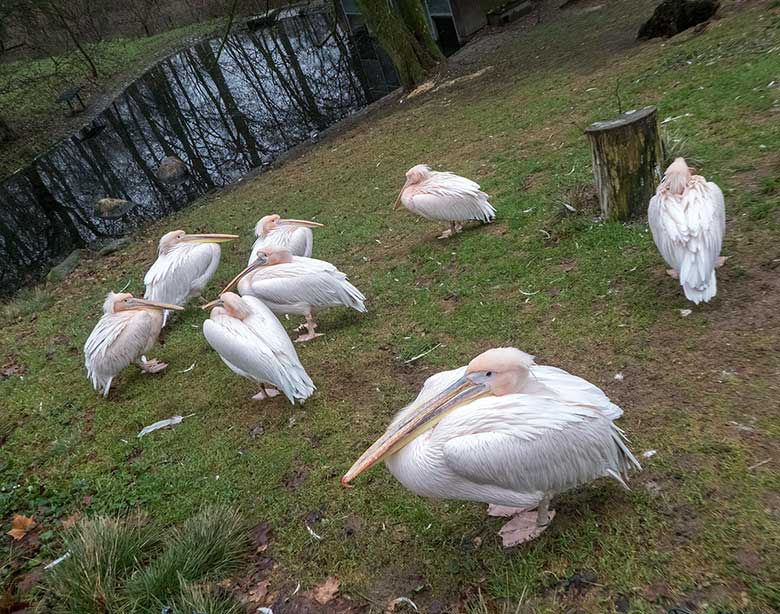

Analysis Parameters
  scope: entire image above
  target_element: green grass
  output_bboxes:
[42,506,249,612]
[0,19,222,179]
[2,0,780,612]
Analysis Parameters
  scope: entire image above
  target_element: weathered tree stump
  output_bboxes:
[584,106,663,221]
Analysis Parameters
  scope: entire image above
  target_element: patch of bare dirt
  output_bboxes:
[1,354,27,379]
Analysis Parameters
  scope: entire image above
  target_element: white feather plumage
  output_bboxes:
[250,225,313,264]
[401,165,495,223]
[649,172,725,304]
[202,296,315,404]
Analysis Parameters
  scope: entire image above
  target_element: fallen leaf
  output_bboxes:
[61,513,81,529]
[82,495,93,507]
[7,514,36,540]
[311,576,340,605]
[248,579,271,604]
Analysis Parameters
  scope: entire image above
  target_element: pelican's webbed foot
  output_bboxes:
[140,358,168,374]
[498,509,556,547]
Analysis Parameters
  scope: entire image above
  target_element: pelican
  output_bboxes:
[343,348,640,547]
[648,157,726,304]
[249,214,323,263]
[202,293,315,403]
[394,164,495,239]
[144,229,239,323]
[219,246,366,343]
[84,292,183,397]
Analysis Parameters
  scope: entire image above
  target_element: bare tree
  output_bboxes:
[128,0,161,36]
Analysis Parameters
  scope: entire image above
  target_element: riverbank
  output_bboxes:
[0,19,224,179]
[1,0,778,611]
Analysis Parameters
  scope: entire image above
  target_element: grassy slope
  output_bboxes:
[0,20,222,179]
[2,0,780,611]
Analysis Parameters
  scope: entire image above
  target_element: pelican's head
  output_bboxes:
[105,292,184,314]
[664,157,692,197]
[217,246,294,295]
[158,229,239,254]
[394,164,431,209]
[201,292,248,319]
[255,214,323,238]
[342,347,536,486]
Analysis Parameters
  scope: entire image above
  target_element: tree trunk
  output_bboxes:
[48,3,99,78]
[396,0,444,63]
[355,0,441,89]
[584,106,663,221]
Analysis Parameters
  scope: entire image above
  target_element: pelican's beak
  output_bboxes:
[276,218,324,229]
[393,179,410,210]
[127,298,184,311]
[201,298,224,310]
[218,254,269,294]
[180,233,239,244]
[341,375,489,486]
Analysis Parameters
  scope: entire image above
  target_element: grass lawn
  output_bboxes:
[0,19,223,179]
[1,0,779,611]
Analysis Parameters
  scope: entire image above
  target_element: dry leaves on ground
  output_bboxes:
[311,577,340,605]
[7,515,36,540]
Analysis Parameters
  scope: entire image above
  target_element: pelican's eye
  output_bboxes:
[485,371,493,377]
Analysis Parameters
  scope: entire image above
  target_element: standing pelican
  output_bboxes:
[648,157,726,304]
[220,246,366,342]
[394,164,495,238]
[202,293,315,403]
[343,348,640,547]
[249,214,323,263]
[84,292,184,397]
[144,229,239,323]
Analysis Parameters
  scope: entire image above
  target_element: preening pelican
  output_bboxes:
[249,214,323,263]
[84,292,183,397]
[648,157,726,304]
[343,348,640,547]
[220,246,366,342]
[144,229,238,323]
[202,293,315,403]
[394,164,495,239]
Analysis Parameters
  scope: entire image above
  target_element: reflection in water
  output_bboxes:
[0,13,398,295]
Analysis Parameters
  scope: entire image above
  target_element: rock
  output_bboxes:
[637,0,719,40]
[96,237,131,257]
[47,250,82,282]
[156,155,189,182]
[95,198,136,219]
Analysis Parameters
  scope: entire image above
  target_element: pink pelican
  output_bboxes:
[249,214,324,263]
[394,164,495,238]
[343,348,640,547]
[648,157,726,304]
[202,293,315,403]
[144,229,238,323]
[84,292,184,397]
[220,246,366,342]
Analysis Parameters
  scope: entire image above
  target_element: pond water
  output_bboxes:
[0,12,398,296]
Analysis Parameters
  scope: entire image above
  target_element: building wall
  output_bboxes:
[449,0,487,41]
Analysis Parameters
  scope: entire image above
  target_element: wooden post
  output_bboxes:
[584,106,663,221]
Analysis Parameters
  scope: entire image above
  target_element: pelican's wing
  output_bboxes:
[249,236,267,266]
[410,172,495,222]
[248,260,365,312]
[439,395,639,495]
[288,227,313,258]
[648,190,688,270]
[532,365,623,420]
[203,314,313,403]
[676,179,725,303]
[84,311,154,395]
[144,245,217,306]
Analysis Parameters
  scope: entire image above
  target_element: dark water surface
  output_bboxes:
[0,13,398,295]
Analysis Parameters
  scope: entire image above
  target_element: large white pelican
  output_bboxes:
[144,229,238,323]
[343,348,640,546]
[202,293,315,403]
[84,292,183,397]
[648,157,726,304]
[220,246,366,342]
[394,164,496,239]
[249,214,323,263]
